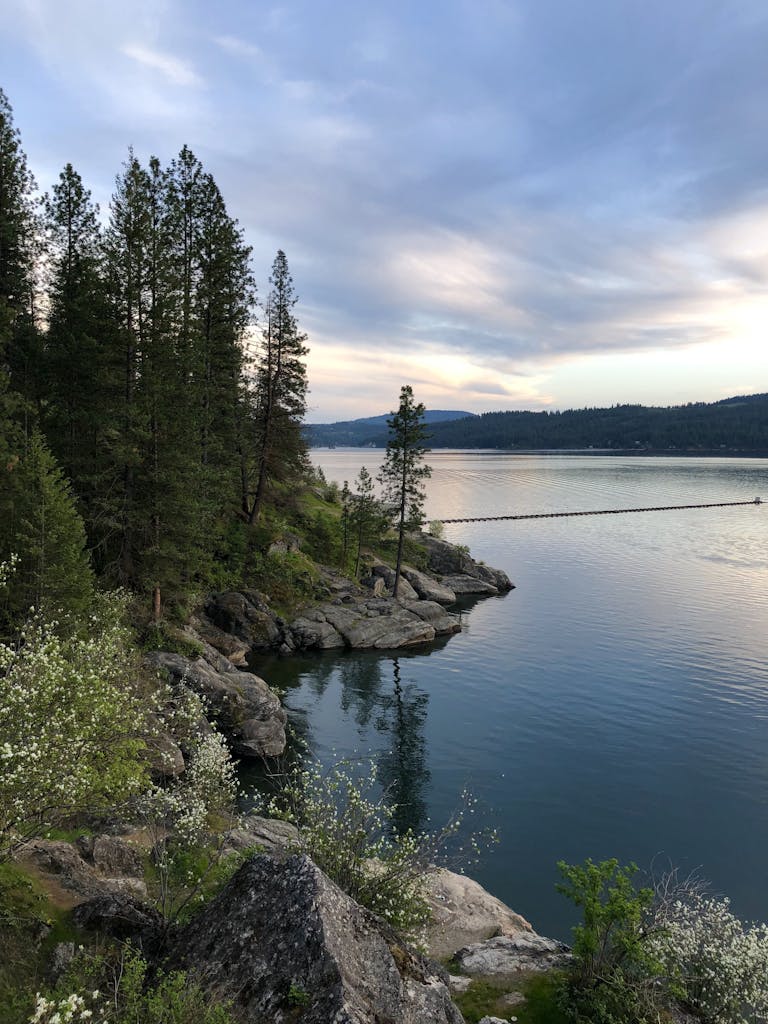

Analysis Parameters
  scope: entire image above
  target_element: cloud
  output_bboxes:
[3,0,768,418]
[122,43,203,88]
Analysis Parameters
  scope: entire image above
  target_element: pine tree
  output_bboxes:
[0,429,94,630]
[352,466,378,578]
[248,250,308,523]
[0,88,42,414]
[379,386,431,598]
[42,163,115,518]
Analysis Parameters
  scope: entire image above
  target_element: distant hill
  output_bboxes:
[305,410,475,447]
[306,394,768,451]
[425,393,768,451]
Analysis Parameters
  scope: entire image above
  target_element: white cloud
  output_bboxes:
[122,43,203,88]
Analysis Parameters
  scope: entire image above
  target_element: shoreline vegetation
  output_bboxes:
[3,85,768,1023]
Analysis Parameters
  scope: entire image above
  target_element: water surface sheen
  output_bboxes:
[253,453,768,939]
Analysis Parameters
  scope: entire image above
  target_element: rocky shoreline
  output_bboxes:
[143,531,513,763]
[14,534,555,1022]
[19,815,570,1024]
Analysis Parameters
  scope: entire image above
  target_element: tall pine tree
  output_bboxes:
[379,386,431,599]
[248,250,308,523]
[0,89,42,418]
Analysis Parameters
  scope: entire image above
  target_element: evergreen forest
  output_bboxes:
[307,393,768,451]
[0,88,313,634]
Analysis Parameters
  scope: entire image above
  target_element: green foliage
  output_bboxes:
[140,620,204,658]
[0,431,94,631]
[0,861,85,1024]
[36,948,235,1024]
[248,249,309,524]
[287,982,310,1008]
[379,386,431,598]
[556,858,661,1024]
[452,973,567,1024]
[262,757,495,943]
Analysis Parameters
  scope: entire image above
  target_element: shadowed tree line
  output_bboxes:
[0,88,308,630]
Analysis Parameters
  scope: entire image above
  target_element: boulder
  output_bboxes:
[166,854,464,1024]
[72,892,164,954]
[440,574,500,596]
[145,651,287,758]
[416,533,514,592]
[401,566,457,605]
[16,839,147,905]
[302,602,437,650]
[455,934,572,978]
[404,601,461,637]
[222,815,301,859]
[205,591,281,650]
[417,534,476,576]
[423,868,533,960]
[468,562,514,592]
[288,609,345,650]
[188,615,251,668]
[77,835,146,880]
[370,563,420,602]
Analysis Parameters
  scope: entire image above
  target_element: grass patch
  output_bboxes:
[452,972,568,1024]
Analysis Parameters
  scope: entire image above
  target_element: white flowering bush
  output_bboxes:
[651,892,768,1024]
[0,586,148,860]
[30,950,234,1023]
[138,702,240,921]
[261,756,497,941]
[29,991,102,1024]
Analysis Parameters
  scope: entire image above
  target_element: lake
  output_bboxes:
[249,452,768,941]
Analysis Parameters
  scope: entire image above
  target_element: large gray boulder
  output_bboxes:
[145,651,287,758]
[440,574,500,596]
[416,533,514,592]
[404,600,461,637]
[455,934,572,978]
[166,854,464,1024]
[288,600,438,651]
[401,565,457,604]
[423,868,533,960]
[370,563,420,601]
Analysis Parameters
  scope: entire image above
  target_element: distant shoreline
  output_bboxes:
[310,446,768,458]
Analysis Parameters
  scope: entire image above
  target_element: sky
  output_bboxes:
[2,0,768,422]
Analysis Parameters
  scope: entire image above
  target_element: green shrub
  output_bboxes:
[36,948,235,1024]
[556,858,662,1024]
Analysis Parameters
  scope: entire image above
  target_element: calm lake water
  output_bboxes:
[250,452,768,941]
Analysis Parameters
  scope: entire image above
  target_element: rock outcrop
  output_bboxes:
[454,933,573,977]
[423,867,533,960]
[417,532,514,594]
[72,891,165,953]
[166,853,464,1024]
[286,597,460,652]
[16,837,148,905]
[144,651,287,758]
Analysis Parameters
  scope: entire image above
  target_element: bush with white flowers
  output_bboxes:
[138,698,240,921]
[261,757,497,941]
[652,892,768,1024]
[0,580,147,860]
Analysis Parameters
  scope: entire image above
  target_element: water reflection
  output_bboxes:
[376,659,431,836]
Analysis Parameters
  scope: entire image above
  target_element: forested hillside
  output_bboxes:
[0,89,309,631]
[425,395,768,450]
[306,409,474,447]
[311,395,768,451]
